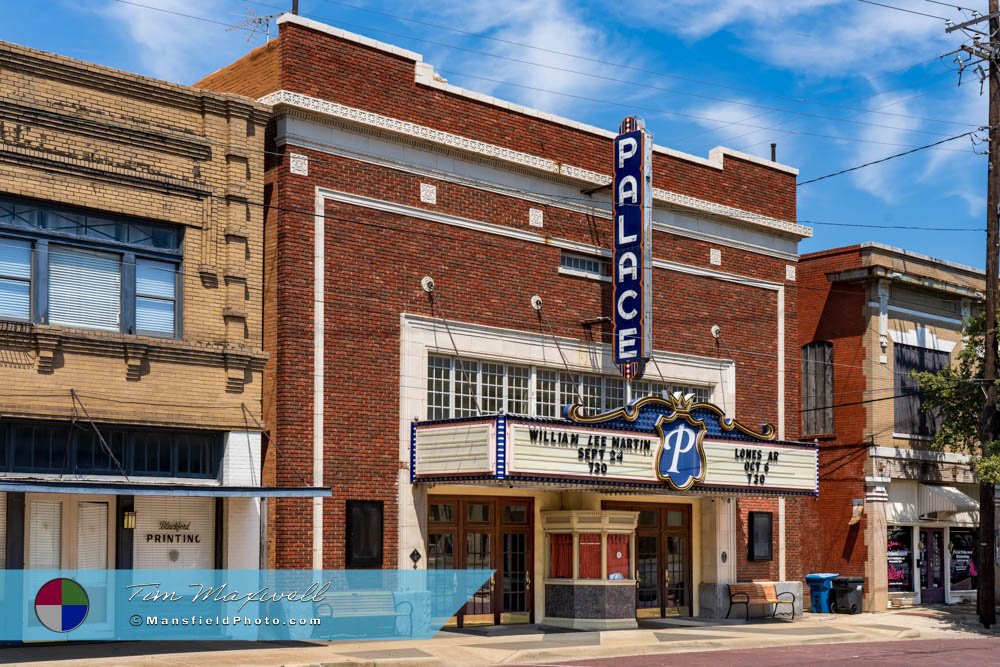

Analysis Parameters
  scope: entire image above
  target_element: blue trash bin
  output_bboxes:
[805,573,839,613]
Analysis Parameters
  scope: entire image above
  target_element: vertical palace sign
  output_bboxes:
[613,116,653,380]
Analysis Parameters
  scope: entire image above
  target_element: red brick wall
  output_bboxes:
[266,146,797,568]
[199,19,804,572]
[798,248,870,590]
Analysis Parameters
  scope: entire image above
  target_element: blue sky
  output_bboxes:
[2,0,989,269]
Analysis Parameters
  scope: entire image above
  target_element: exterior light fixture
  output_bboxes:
[123,511,136,530]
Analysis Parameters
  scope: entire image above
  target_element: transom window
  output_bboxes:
[559,252,610,280]
[426,355,712,420]
[0,420,220,478]
[0,195,182,337]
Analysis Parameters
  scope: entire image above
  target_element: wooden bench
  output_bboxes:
[314,591,414,637]
[727,582,795,621]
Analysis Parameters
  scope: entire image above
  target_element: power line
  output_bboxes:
[796,129,980,186]
[858,0,950,20]
[302,0,974,128]
[923,0,977,11]
[924,0,977,10]
[233,0,979,136]
[430,66,972,152]
[108,0,979,149]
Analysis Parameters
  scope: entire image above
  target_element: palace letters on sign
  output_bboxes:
[612,116,653,379]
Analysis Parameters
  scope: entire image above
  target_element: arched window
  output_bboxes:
[801,342,833,435]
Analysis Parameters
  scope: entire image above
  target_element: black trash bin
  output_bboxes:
[831,576,864,614]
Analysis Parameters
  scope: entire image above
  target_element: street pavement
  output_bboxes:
[0,604,998,666]
[549,638,1000,666]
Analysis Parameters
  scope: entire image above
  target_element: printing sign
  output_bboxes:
[612,116,653,379]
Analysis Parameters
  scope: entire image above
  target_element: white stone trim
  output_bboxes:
[419,182,437,204]
[260,89,811,239]
[316,187,785,290]
[558,266,610,283]
[279,128,801,260]
[318,187,788,441]
[887,327,957,353]
[289,153,308,176]
[313,187,326,569]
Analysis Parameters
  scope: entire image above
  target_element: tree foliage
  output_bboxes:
[915,312,1000,482]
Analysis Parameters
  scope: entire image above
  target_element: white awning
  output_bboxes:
[920,484,979,519]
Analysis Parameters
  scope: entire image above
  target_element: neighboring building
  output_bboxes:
[799,243,984,611]
[0,41,321,574]
[198,14,816,625]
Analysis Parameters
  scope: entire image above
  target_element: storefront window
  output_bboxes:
[503,504,528,524]
[549,533,572,578]
[887,525,914,592]
[429,503,454,523]
[467,503,490,523]
[949,528,978,591]
[606,533,630,579]
[579,533,602,579]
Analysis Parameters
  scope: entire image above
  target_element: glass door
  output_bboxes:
[500,502,532,624]
[461,502,495,625]
[919,528,946,603]
[428,496,533,627]
[664,509,690,616]
[603,502,692,619]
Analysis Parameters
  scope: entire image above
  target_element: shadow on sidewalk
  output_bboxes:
[897,602,1000,636]
[0,640,320,664]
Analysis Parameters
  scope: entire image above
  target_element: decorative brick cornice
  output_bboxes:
[21,324,266,375]
[261,89,812,239]
[1,41,269,123]
[0,144,212,200]
[0,99,212,161]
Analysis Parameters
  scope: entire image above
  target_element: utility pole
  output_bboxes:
[982,0,999,629]
[945,1,1000,629]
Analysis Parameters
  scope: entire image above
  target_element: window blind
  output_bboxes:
[49,245,120,330]
[0,236,31,320]
[27,500,61,569]
[136,258,176,335]
[76,502,109,569]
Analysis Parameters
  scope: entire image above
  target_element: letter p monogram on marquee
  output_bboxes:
[656,418,705,490]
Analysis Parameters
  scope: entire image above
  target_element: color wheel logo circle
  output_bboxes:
[35,578,89,633]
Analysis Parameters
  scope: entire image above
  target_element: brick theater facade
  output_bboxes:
[200,13,816,624]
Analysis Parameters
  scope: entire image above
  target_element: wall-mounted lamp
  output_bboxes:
[848,499,864,526]
[123,511,136,530]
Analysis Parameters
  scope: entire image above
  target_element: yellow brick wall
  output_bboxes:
[0,41,268,430]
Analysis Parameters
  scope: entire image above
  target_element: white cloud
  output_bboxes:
[637,0,953,78]
[101,0,255,83]
[411,0,641,116]
[845,91,924,202]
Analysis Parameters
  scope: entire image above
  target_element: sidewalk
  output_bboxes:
[1,606,997,667]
